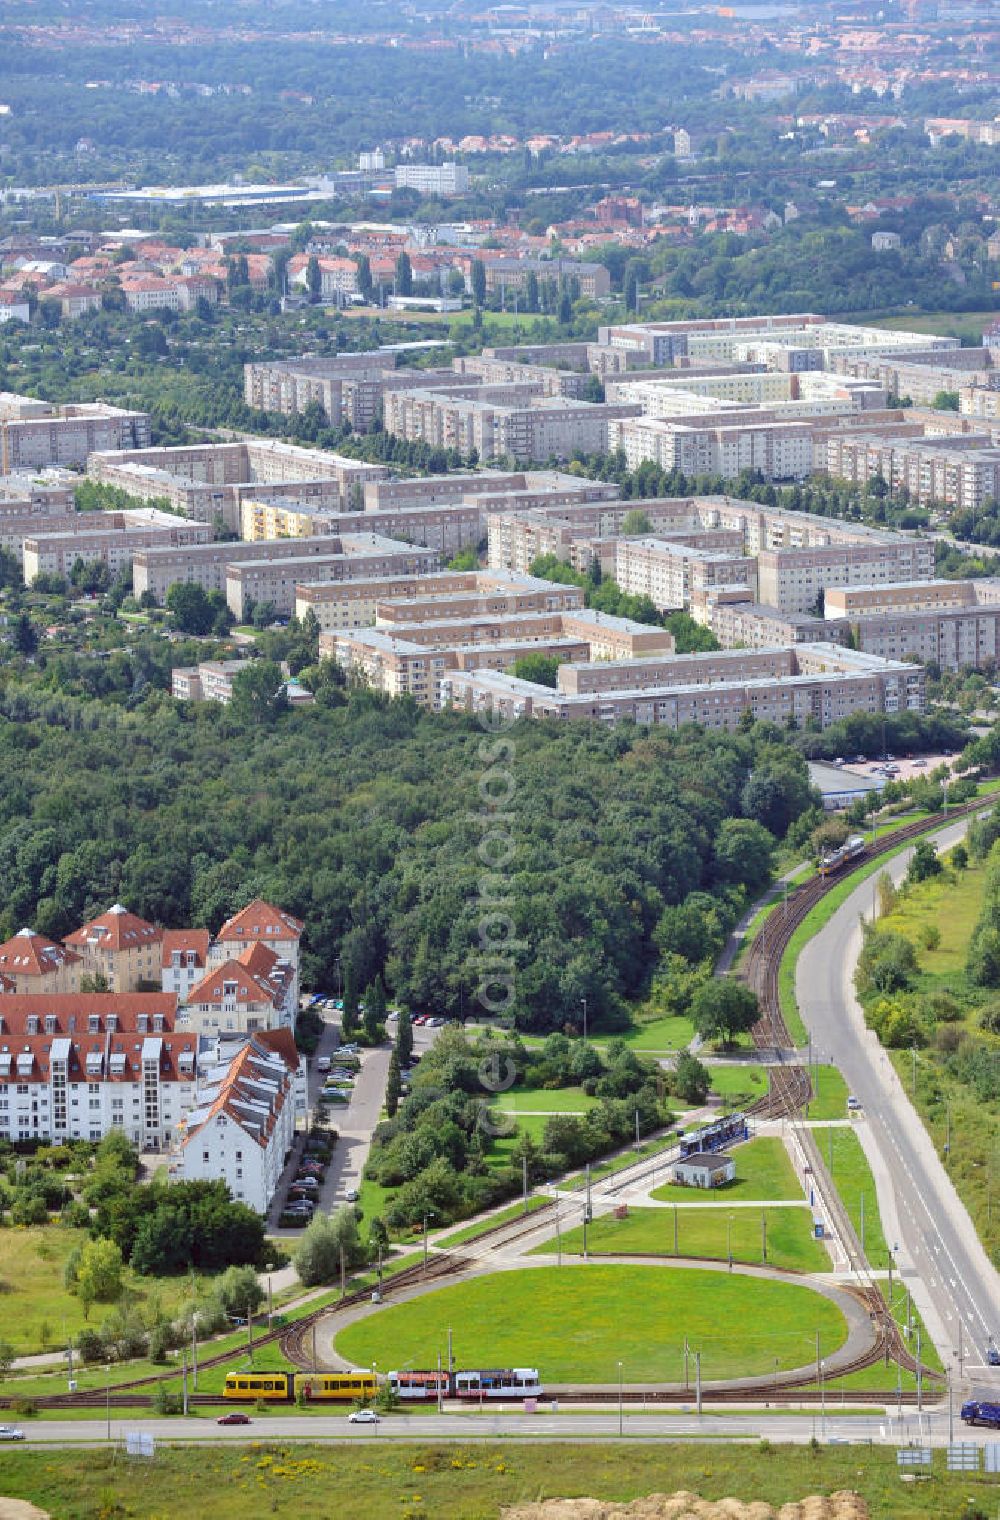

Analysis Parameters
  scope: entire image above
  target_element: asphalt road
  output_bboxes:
[797,814,1000,1395]
[8,1404,984,1448]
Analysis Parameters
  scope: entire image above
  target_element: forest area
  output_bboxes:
[0,677,821,1036]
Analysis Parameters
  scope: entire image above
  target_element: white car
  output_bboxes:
[0,1426,25,1440]
[348,1408,379,1424]
[345,1187,360,1203]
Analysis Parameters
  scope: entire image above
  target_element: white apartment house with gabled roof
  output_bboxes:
[175,1030,301,1214]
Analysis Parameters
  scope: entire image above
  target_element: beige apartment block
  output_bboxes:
[756,540,934,614]
[22,511,211,582]
[0,393,149,470]
[614,537,758,611]
[853,607,1000,672]
[225,537,441,619]
[327,627,593,709]
[701,597,849,650]
[88,441,386,530]
[64,904,164,994]
[823,579,994,619]
[0,929,83,994]
[441,644,924,732]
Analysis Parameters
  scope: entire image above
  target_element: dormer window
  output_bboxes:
[26,1015,39,1035]
[107,1015,118,1034]
[45,1015,57,1034]
[153,1014,165,1033]
[88,1015,100,1034]
[137,1015,149,1034]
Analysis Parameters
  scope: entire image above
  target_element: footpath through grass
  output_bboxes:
[543,1204,830,1273]
[1,1440,996,1520]
[335,1263,848,1383]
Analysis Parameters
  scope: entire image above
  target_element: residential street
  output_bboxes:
[797,813,1000,1397]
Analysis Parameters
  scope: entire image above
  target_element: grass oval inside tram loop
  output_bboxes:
[334,1264,848,1384]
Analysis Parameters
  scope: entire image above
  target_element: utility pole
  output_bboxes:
[959,1318,964,1377]
[583,1209,589,1262]
[635,1109,640,1150]
[585,1164,592,1225]
[312,1323,318,1375]
[695,1351,702,1415]
[106,1365,111,1443]
[815,1329,821,1382]
[761,1209,767,1264]
[860,1191,865,1256]
[191,1316,198,1390]
[522,1155,528,1217]
[448,1327,453,1376]
[673,1203,679,1256]
[684,1337,690,1391]
[581,998,587,1041]
[340,1245,346,1300]
[916,1326,922,1414]
[437,1350,444,1415]
[182,1350,189,1417]
[911,1045,917,1096]
[556,1202,562,1266]
[247,1307,253,1365]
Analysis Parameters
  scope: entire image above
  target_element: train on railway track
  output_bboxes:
[223,1366,544,1403]
[388,1368,543,1400]
[817,835,866,879]
[678,1111,748,1159]
[223,1371,378,1402]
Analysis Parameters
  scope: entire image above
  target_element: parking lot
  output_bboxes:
[839,749,960,785]
[267,1008,439,1237]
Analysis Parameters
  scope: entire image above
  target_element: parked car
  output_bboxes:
[293,1176,320,1190]
[0,1426,25,1441]
[345,1187,360,1203]
[317,1057,331,1073]
[217,1412,251,1425]
[348,1409,379,1424]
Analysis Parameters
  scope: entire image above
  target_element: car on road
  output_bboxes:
[316,1057,331,1073]
[386,1010,399,1021]
[847,1095,861,1111]
[345,1187,360,1203]
[427,1017,445,1027]
[217,1412,252,1425]
[348,1409,379,1423]
[0,1426,25,1440]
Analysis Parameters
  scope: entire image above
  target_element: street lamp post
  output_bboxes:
[105,1365,111,1443]
[820,1358,826,1440]
[618,1360,624,1437]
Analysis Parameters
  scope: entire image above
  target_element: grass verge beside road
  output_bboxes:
[0,1441,993,1520]
[819,1127,891,1270]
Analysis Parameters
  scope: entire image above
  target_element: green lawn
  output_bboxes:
[0,1227,205,1358]
[804,1065,850,1121]
[650,1138,804,1205]
[594,1014,696,1052]
[542,1204,830,1273]
[707,1063,768,1105]
[497,1086,597,1114]
[4,1440,1000,1520]
[871,309,999,343]
[334,1264,848,1383]
[821,1127,891,1269]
